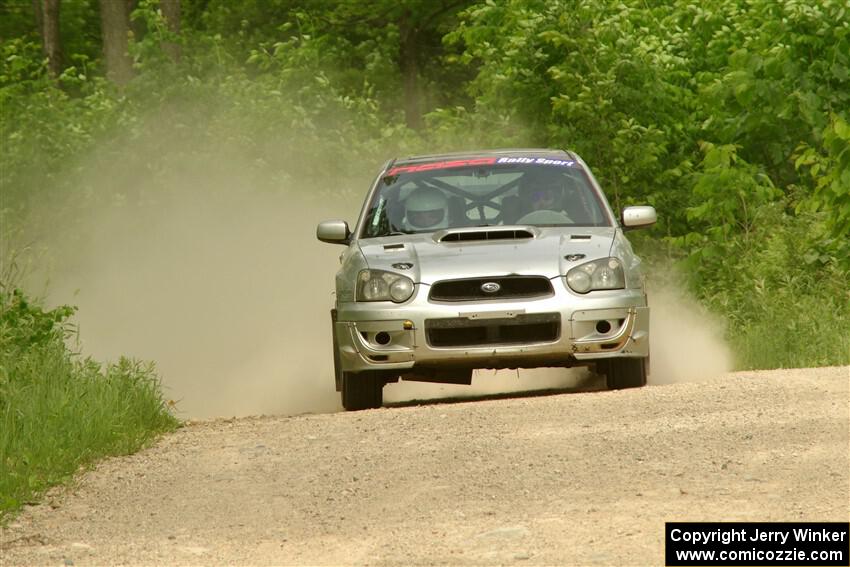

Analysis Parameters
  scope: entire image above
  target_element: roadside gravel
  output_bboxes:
[2,367,848,566]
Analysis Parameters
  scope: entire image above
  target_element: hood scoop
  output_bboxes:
[437,228,535,243]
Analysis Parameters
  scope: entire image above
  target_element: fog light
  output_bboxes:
[595,320,612,334]
[374,331,391,345]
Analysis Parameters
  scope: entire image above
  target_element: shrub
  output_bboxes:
[0,289,179,519]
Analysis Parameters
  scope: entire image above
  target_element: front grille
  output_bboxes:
[429,276,554,302]
[425,313,560,347]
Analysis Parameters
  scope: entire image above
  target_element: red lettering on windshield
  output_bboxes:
[386,157,498,176]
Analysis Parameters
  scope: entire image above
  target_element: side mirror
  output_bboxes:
[316,219,351,244]
[621,206,657,230]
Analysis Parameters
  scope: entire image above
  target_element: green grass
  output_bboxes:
[699,208,850,371]
[0,290,179,520]
[635,219,850,371]
[728,283,850,370]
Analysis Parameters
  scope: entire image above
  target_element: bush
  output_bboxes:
[0,289,179,519]
[675,203,850,369]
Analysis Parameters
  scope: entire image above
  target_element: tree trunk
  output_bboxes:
[160,0,181,63]
[99,0,133,85]
[32,0,43,37]
[35,0,63,78]
[399,13,422,130]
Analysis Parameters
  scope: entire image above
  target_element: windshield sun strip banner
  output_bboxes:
[386,156,578,176]
[386,157,498,176]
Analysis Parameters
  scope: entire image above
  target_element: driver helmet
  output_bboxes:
[403,187,449,230]
[520,170,564,212]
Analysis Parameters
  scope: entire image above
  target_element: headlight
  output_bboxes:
[565,257,625,293]
[357,270,415,302]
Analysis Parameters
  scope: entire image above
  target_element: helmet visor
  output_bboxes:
[408,208,445,228]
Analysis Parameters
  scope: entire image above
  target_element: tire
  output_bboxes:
[341,371,384,411]
[605,357,647,390]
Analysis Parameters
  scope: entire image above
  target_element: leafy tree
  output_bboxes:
[796,115,850,254]
[195,0,473,128]
[320,0,473,129]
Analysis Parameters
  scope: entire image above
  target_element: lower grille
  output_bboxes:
[425,313,560,347]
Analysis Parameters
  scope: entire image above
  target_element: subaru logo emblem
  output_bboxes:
[481,282,501,294]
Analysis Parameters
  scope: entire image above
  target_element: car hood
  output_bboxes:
[357,226,616,285]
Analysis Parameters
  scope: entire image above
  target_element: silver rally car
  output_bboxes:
[317,149,657,410]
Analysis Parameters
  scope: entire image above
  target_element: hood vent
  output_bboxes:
[438,229,535,243]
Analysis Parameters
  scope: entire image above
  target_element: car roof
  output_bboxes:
[390,148,574,166]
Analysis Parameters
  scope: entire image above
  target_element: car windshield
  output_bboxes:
[360,157,611,238]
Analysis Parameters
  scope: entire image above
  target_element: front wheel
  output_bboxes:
[605,357,647,390]
[341,371,385,411]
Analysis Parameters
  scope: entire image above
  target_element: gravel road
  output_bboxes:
[2,367,848,566]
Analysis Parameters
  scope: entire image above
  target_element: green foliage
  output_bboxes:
[796,115,850,248]
[0,36,128,218]
[681,203,850,369]
[0,290,75,361]
[0,289,179,518]
[679,142,782,266]
[446,0,849,232]
[444,0,698,227]
[0,2,37,41]
[1,7,426,237]
[0,0,104,73]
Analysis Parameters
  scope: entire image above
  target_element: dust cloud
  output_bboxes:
[27,117,730,418]
[42,188,360,418]
[25,114,368,419]
[34,191,732,418]
[37,172,593,417]
[646,282,733,384]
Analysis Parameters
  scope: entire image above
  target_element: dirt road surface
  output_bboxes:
[2,367,848,566]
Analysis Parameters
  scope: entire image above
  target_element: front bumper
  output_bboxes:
[335,283,649,374]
